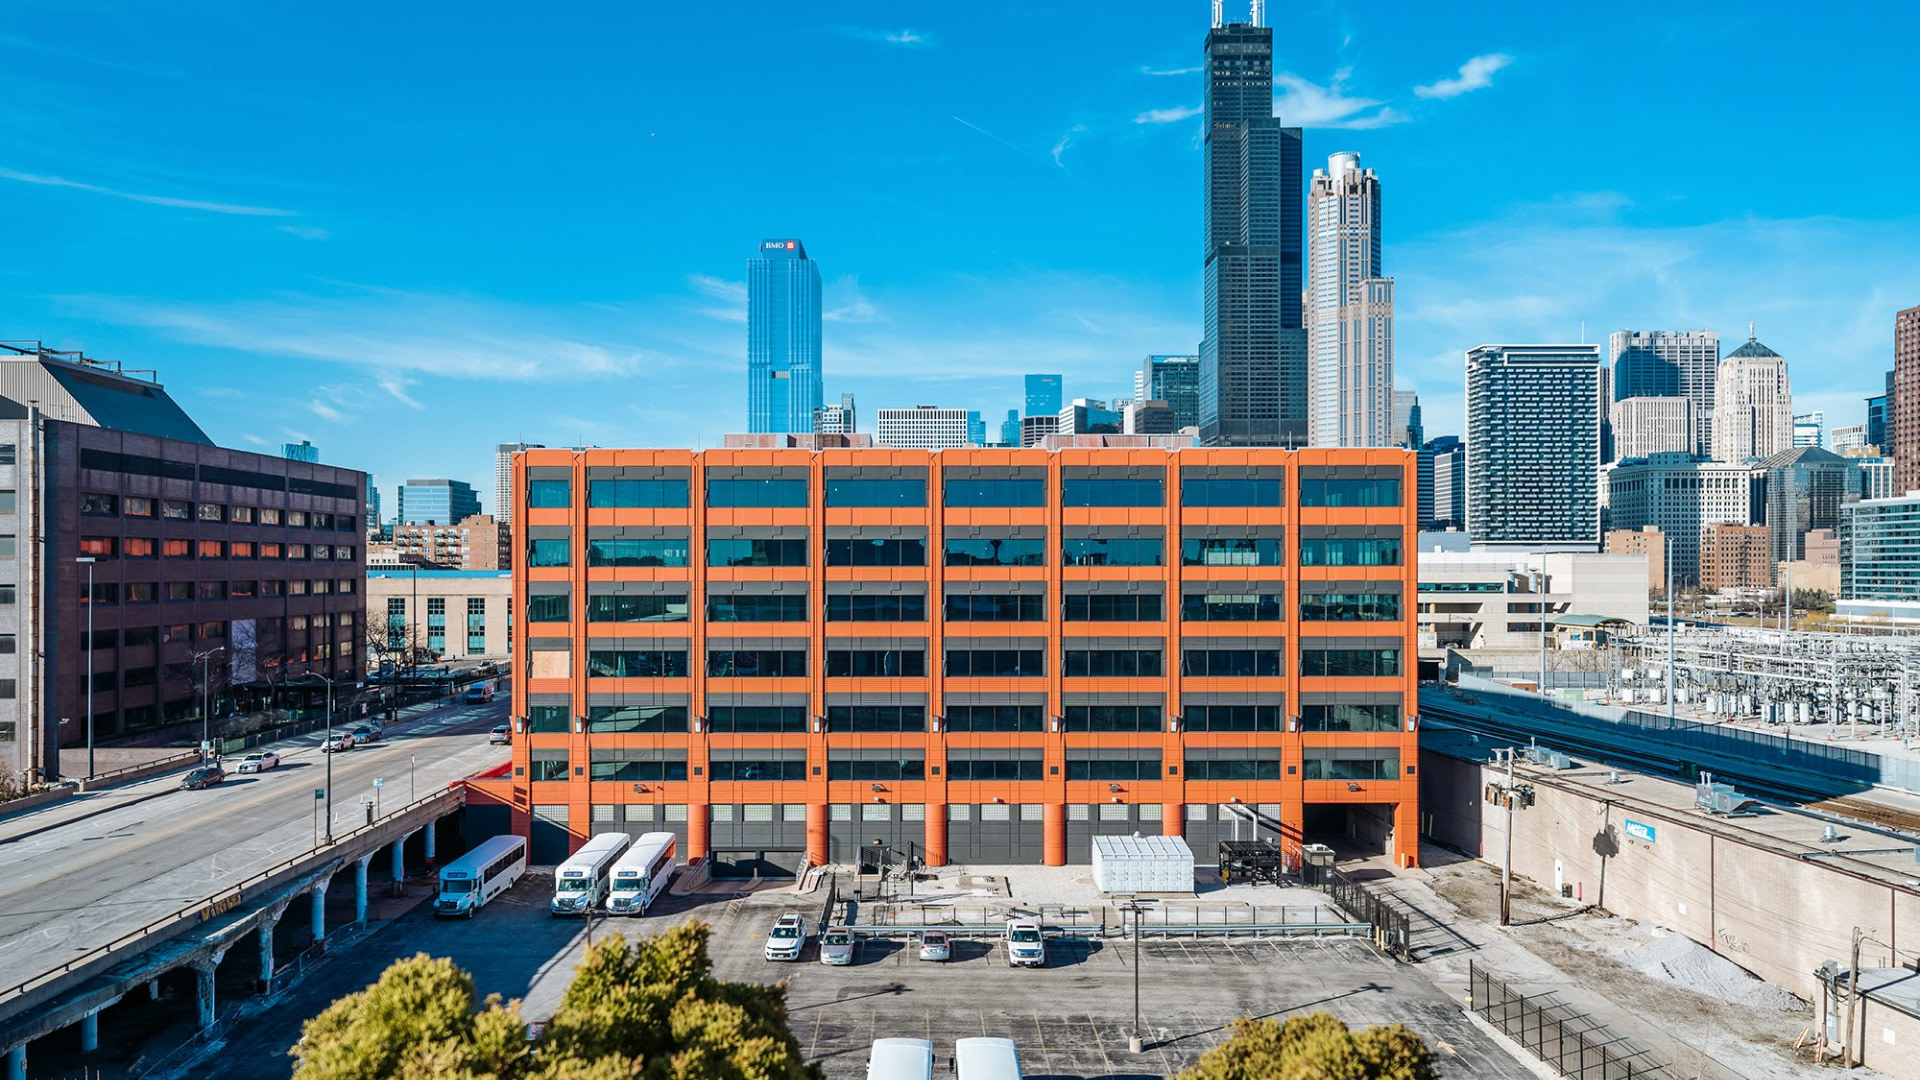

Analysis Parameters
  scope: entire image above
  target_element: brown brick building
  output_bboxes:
[1699,523,1774,590]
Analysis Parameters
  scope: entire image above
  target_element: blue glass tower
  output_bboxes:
[748,239,824,434]
[1024,374,1062,420]
[396,478,480,527]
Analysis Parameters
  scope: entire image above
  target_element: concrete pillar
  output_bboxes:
[311,879,330,943]
[354,855,373,923]
[1162,802,1185,840]
[1042,803,1067,866]
[1393,800,1420,868]
[688,803,710,860]
[194,963,218,1030]
[80,1009,99,1053]
[423,821,437,861]
[258,920,277,985]
[806,803,830,866]
[391,836,406,884]
[922,802,947,867]
[147,979,161,1002]
[5,1043,24,1080]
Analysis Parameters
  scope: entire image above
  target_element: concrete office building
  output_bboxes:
[1896,307,1920,495]
[1391,390,1421,450]
[1610,330,1719,456]
[1792,411,1825,449]
[494,443,544,526]
[1855,457,1897,502]
[1019,415,1060,448]
[747,239,824,435]
[1418,436,1465,531]
[1306,153,1394,448]
[1758,445,1855,565]
[397,478,480,528]
[1198,9,1306,447]
[1135,356,1200,431]
[1024,375,1063,422]
[1699,524,1774,591]
[1840,493,1920,621]
[1603,526,1665,587]
[0,343,365,785]
[1711,334,1793,463]
[1464,345,1602,549]
[814,393,857,436]
[1603,453,1758,585]
[876,407,976,451]
[478,445,1419,871]
[1123,400,1179,436]
[1831,424,1867,454]
[1609,397,1692,461]
[1416,549,1649,654]
[367,568,510,663]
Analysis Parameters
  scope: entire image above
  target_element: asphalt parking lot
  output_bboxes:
[170,874,1532,1080]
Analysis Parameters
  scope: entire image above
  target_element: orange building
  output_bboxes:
[469,446,1418,873]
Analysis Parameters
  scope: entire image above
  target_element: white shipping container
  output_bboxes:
[1091,834,1194,895]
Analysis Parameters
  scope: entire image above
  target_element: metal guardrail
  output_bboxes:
[84,751,200,787]
[837,921,1367,940]
[0,785,463,1008]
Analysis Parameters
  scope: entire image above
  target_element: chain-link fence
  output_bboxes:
[1470,962,1672,1079]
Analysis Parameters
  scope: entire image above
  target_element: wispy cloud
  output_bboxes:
[0,166,297,217]
[308,398,346,424]
[278,224,329,240]
[1273,70,1404,129]
[1140,65,1201,77]
[950,116,1051,168]
[689,273,747,323]
[833,26,933,48]
[240,433,272,448]
[67,291,646,382]
[824,275,880,324]
[1414,53,1514,100]
[1133,104,1202,125]
[1050,124,1087,167]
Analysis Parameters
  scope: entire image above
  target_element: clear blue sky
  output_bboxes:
[5,1,1917,511]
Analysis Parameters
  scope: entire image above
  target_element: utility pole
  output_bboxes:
[76,556,95,778]
[1127,901,1144,1053]
[1667,531,1676,723]
[1486,748,1535,927]
[1844,925,1878,1068]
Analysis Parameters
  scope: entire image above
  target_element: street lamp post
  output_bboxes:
[76,557,95,778]
[307,668,346,842]
[194,646,227,764]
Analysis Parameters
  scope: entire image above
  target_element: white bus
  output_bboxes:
[550,832,631,916]
[433,835,527,919]
[954,1038,1022,1080]
[606,832,678,916]
[865,1038,933,1080]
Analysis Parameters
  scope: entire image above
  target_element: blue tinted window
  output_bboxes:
[945,649,1046,677]
[1184,705,1282,732]
[943,704,1043,731]
[527,479,570,508]
[1063,649,1162,677]
[1181,593,1283,621]
[706,649,807,677]
[1299,592,1401,621]
[527,538,571,567]
[825,650,926,677]
[587,650,690,677]
[1184,758,1282,780]
[944,594,1044,621]
[826,595,926,621]
[1180,649,1284,677]
[707,594,807,621]
[945,477,1046,507]
[527,593,569,622]
[1301,477,1400,507]
[707,478,808,508]
[1062,537,1162,567]
[1181,537,1283,566]
[1299,536,1401,567]
[1182,478,1281,507]
[1301,648,1401,677]
[589,479,688,508]
[588,539,688,567]
[707,538,807,567]
[826,478,925,507]
[826,705,927,732]
[589,594,689,622]
[945,538,1045,567]
[827,538,925,566]
[1062,478,1162,507]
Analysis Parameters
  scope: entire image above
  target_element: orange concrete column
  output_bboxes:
[1042,803,1067,866]
[1162,801,1185,839]
[806,802,830,866]
[923,802,948,867]
[1393,799,1420,868]
[1282,799,1306,857]
[688,805,709,861]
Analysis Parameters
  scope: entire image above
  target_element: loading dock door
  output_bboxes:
[709,849,803,879]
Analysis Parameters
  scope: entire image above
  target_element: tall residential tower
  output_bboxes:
[747,239,824,434]
[1609,330,1719,456]
[1198,7,1305,447]
[1465,345,1603,549]
[1306,152,1393,447]
[1894,305,1920,492]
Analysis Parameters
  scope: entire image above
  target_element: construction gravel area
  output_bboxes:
[1397,853,1838,1080]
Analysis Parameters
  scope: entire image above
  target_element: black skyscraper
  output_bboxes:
[1197,15,1304,447]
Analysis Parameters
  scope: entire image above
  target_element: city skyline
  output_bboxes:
[4,3,1917,499]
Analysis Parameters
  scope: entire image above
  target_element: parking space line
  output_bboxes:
[1029,1010,1053,1075]
[1087,1012,1116,1075]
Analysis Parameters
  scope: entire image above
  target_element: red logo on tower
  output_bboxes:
[786,241,795,249]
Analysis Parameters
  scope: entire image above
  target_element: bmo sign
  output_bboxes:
[762,240,797,251]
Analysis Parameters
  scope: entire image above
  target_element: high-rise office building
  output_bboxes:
[1604,453,1758,584]
[876,406,976,450]
[814,393,857,436]
[1793,411,1826,449]
[1391,390,1422,450]
[1058,399,1123,437]
[1135,355,1200,430]
[495,442,543,525]
[1867,385,1890,452]
[1306,153,1393,447]
[747,239,824,434]
[1609,397,1693,461]
[1711,333,1793,463]
[1894,306,1920,493]
[397,478,481,527]
[1832,424,1868,454]
[1759,445,1855,565]
[1024,374,1063,421]
[1841,492,1920,606]
[1418,435,1465,531]
[1465,345,1603,548]
[1198,8,1305,447]
[999,409,1021,447]
[1610,330,1719,456]
[366,477,382,534]
[282,439,319,463]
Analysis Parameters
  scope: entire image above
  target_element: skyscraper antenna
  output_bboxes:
[1749,320,1756,343]
[1250,0,1265,27]
[1212,0,1223,28]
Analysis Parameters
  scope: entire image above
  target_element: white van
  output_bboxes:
[606,832,677,915]
[1004,919,1045,968]
[550,832,631,915]
[954,1038,1022,1080]
[434,835,527,918]
[865,1038,933,1080]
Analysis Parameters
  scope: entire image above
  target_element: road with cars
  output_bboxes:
[0,696,509,996]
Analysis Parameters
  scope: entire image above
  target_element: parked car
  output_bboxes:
[819,929,856,966]
[352,724,383,744]
[488,725,512,745]
[180,765,226,790]
[916,930,951,962]
[1004,920,1045,968]
[474,661,499,677]
[321,732,355,753]
[764,914,807,962]
[235,751,280,774]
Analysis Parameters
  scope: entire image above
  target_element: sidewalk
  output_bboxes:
[1369,847,1837,1080]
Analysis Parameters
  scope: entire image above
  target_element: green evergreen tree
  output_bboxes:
[1175,1013,1437,1080]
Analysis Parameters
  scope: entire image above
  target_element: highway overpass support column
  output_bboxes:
[391,837,406,886]
[5,1043,24,1080]
[354,854,373,923]
[424,821,437,861]
[193,948,229,1031]
[80,1009,99,1053]
[311,878,330,943]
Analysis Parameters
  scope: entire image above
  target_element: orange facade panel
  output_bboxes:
[508,446,1418,869]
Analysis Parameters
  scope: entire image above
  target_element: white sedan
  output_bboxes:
[235,751,280,773]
